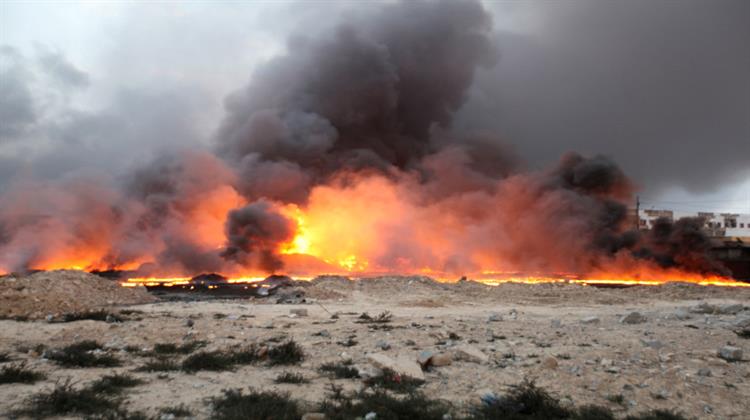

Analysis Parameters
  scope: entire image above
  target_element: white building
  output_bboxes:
[638,209,750,238]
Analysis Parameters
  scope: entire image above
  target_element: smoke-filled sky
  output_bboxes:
[1,0,749,213]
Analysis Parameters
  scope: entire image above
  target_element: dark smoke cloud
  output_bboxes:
[217,0,497,178]
[0,0,738,278]
[222,200,295,272]
[464,0,750,193]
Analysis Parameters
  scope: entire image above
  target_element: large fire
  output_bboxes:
[1,1,746,290]
[1,171,747,288]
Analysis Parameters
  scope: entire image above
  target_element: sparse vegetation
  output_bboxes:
[47,340,120,368]
[274,372,309,384]
[365,368,424,393]
[319,360,360,379]
[320,384,449,420]
[15,380,121,418]
[159,404,193,417]
[267,340,304,366]
[181,350,235,372]
[606,393,625,405]
[0,362,46,384]
[152,340,206,355]
[136,358,180,372]
[210,389,300,420]
[88,373,144,395]
[59,310,123,323]
[357,311,393,324]
[0,352,11,363]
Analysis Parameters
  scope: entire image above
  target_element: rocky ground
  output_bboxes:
[0,273,749,419]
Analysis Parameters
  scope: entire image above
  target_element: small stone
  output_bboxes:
[581,316,600,324]
[640,338,664,349]
[430,352,453,367]
[404,339,416,346]
[452,344,489,363]
[487,313,503,322]
[620,312,647,324]
[301,414,326,420]
[734,317,750,329]
[290,308,308,317]
[226,314,240,321]
[365,412,377,420]
[718,304,744,315]
[718,346,743,362]
[185,319,194,327]
[541,356,558,369]
[45,314,54,323]
[367,353,425,380]
[550,319,562,328]
[417,350,434,367]
[697,368,712,377]
[673,309,691,320]
[375,340,391,350]
[659,353,674,363]
[105,314,118,323]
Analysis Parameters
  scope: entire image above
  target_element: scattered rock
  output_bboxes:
[690,302,744,315]
[290,308,308,317]
[541,356,559,369]
[367,353,425,380]
[640,338,664,350]
[718,346,743,362]
[375,340,391,350]
[620,312,647,324]
[430,352,453,367]
[452,344,489,363]
[581,316,600,325]
[697,368,712,377]
[487,313,503,322]
[734,317,750,329]
[417,350,434,367]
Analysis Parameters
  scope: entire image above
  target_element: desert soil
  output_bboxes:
[1,273,749,419]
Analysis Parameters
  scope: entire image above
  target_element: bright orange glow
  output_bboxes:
[4,172,747,290]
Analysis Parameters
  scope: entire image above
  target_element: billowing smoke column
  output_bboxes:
[0,0,730,279]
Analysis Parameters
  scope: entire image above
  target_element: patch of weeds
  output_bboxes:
[267,340,304,366]
[47,341,120,368]
[229,345,262,365]
[0,352,11,363]
[14,380,121,418]
[59,310,123,323]
[320,384,449,420]
[555,353,572,360]
[84,408,151,420]
[136,358,180,372]
[88,373,144,395]
[210,389,300,420]
[735,329,750,339]
[182,350,235,372]
[122,345,142,354]
[152,340,206,355]
[357,311,393,324]
[274,372,309,384]
[364,368,424,393]
[213,313,227,319]
[17,343,47,354]
[606,393,625,405]
[319,360,360,379]
[467,380,571,419]
[0,362,46,384]
[159,404,193,417]
[625,410,687,420]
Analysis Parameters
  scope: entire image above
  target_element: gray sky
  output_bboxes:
[1,0,748,213]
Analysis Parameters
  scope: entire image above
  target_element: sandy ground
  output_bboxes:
[1,277,749,419]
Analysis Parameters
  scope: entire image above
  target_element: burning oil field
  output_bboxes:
[1,0,749,419]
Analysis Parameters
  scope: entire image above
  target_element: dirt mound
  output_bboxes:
[0,270,155,319]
